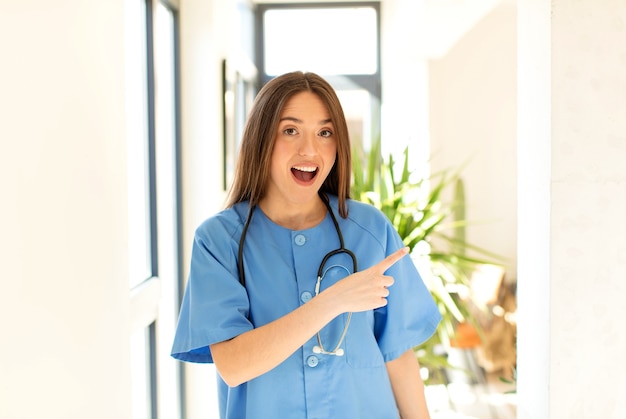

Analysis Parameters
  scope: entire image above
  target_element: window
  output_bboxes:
[262,7,378,76]
[255,2,381,152]
[126,0,183,418]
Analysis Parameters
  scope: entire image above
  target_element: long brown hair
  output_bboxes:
[225,71,352,217]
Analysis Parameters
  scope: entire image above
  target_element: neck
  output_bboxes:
[258,194,327,230]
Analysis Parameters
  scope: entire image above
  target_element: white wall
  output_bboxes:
[380,0,431,177]
[0,2,131,418]
[518,0,626,417]
[428,2,517,280]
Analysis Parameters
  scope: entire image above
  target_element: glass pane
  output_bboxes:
[126,0,152,287]
[131,327,151,419]
[263,7,378,76]
[155,2,177,295]
[155,3,176,178]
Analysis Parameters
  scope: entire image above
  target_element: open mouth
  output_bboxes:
[291,165,319,183]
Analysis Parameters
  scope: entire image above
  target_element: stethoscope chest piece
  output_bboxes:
[313,345,344,356]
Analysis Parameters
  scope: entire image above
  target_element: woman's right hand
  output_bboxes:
[323,247,409,313]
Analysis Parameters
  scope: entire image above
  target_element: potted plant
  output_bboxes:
[351,138,504,383]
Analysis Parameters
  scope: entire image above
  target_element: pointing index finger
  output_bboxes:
[375,247,410,273]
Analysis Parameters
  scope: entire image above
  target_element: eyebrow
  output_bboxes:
[279,116,333,125]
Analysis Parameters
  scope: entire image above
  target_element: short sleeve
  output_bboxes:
[374,220,442,362]
[171,216,253,363]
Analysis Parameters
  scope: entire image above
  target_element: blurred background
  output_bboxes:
[1,0,625,418]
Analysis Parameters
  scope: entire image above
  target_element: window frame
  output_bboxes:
[128,0,184,418]
[254,1,382,101]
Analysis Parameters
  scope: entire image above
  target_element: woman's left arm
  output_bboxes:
[386,349,431,419]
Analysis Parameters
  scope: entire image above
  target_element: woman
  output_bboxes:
[172,71,441,418]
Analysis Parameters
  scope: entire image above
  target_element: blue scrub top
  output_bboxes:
[172,195,441,419]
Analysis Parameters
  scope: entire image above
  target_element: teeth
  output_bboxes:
[293,166,317,172]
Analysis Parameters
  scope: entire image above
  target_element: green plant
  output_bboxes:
[499,367,517,394]
[351,138,503,383]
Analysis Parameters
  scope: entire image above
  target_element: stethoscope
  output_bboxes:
[237,193,357,356]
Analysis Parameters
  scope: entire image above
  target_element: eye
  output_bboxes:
[319,129,333,138]
[283,127,298,136]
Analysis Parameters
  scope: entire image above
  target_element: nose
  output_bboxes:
[298,131,317,156]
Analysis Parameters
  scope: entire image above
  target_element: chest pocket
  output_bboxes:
[345,310,385,368]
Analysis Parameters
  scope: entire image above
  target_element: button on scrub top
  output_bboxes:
[171,195,441,419]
